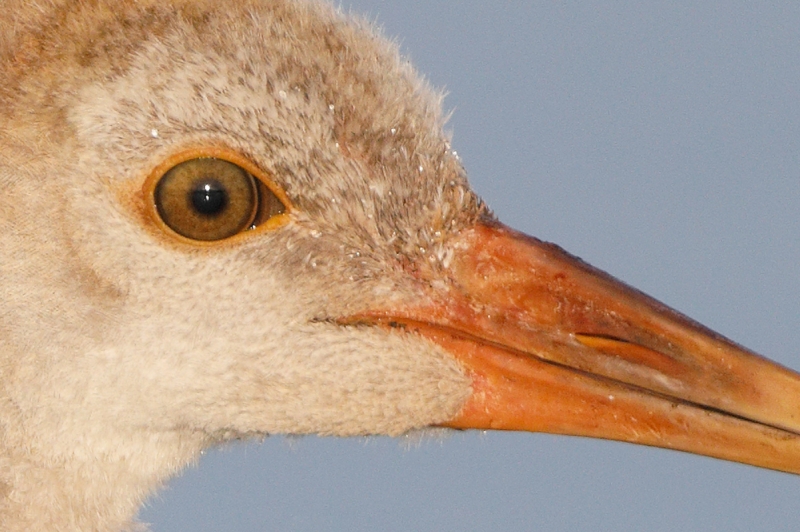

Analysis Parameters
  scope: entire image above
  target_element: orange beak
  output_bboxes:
[362,220,800,474]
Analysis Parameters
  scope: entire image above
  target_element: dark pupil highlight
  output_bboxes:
[190,178,228,216]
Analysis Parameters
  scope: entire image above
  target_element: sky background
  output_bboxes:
[140,1,800,530]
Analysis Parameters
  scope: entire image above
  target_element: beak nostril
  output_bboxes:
[573,333,690,380]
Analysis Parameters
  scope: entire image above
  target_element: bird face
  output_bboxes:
[1,0,480,453]
[1,1,800,515]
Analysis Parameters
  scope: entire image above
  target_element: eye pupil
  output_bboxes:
[190,179,228,216]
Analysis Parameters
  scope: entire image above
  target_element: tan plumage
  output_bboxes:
[3,1,800,531]
[2,1,477,529]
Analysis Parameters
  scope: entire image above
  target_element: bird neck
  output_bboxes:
[0,421,208,531]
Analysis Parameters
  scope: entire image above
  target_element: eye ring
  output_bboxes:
[144,148,291,243]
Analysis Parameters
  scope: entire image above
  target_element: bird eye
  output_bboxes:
[153,158,286,241]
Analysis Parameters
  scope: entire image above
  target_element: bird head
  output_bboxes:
[2,0,487,442]
[1,1,800,528]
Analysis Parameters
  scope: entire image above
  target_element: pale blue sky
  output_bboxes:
[140,2,800,530]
